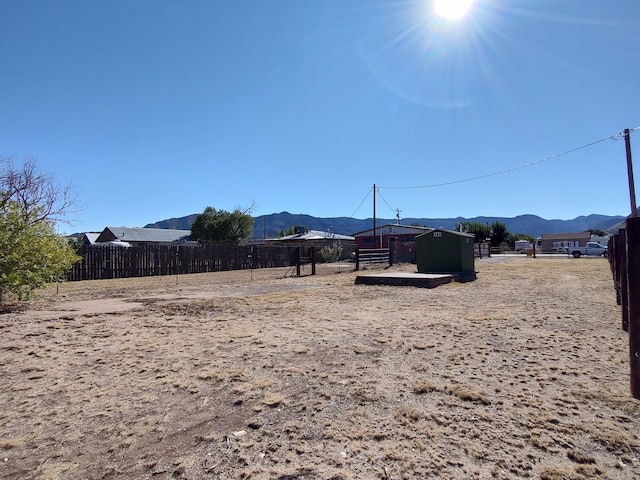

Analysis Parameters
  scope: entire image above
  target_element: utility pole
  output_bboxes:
[373,183,377,248]
[625,128,637,218]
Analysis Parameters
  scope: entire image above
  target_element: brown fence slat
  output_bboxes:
[67,244,322,281]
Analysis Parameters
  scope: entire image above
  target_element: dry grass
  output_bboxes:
[0,257,639,479]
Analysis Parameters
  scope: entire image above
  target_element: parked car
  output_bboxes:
[568,242,607,258]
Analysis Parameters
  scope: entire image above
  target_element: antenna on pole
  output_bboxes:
[395,208,401,225]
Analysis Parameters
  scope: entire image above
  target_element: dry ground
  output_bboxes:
[0,257,638,480]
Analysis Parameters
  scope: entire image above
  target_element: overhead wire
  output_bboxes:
[329,186,374,234]
[346,186,373,219]
[335,126,639,228]
[380,127,639,190]
[376,187,399,216]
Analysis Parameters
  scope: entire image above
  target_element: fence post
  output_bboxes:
[296,246,301,276]
[626,218,640,399]
[608,234,618,304]
[612,232,621,306]
[311,246,316,275]
[389,238,395,266]
[355,248,360,271]
[619,229,629,332]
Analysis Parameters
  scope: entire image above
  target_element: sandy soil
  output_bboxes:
[0,257,638,480]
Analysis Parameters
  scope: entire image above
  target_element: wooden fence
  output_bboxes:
[608,218,640,399]
[354,248,391,270]
[67,244,316,281]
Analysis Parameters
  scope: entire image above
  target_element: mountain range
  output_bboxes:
[145,211,626,240]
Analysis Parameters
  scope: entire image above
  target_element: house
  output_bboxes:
[537,232,591,253]
[416,228,475,274]
[352,224,432,263]
[95,227,192,247]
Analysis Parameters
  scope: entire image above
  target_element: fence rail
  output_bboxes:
[354,248,390,270]
[67,244,316,281]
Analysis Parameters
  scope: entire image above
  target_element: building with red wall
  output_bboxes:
[352,224,432,263]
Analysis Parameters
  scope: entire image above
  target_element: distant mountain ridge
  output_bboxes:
[145,212,625,239]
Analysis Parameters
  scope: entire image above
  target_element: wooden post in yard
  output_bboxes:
[626,217,640,399]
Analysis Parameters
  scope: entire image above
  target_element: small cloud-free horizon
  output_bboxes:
[1,0,639,234]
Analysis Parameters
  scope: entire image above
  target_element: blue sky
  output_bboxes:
[1,0,639,234]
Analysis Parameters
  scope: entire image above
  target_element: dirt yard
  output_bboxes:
[1,257,638,480]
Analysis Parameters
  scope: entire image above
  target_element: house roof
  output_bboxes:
[352,224,432,237]
[540,232,591,241]
[82,232,101,245]
[96,227,191,243]
[275,230,354,241]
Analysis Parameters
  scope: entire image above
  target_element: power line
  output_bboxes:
[334,126,640,230]
[347,186,373,218]
[376,187,399,216]
[330,186,374,233]
[380,127,639,190]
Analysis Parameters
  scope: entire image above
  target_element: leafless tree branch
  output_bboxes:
[1,157,79,226]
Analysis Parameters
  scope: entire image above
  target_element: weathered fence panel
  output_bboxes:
[608,220,640,399]
[625,218,640,398]
[354,248,390,270]
[67,244,313,281]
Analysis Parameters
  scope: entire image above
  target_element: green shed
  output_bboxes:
[416,229,475,274]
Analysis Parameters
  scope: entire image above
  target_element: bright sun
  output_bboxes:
[433,0,475,20]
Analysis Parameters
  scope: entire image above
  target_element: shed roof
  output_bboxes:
[416,228,475,239]
[97,227,191,243]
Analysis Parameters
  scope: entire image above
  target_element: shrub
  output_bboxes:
[319,241,344,263]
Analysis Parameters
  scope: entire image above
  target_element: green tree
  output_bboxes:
[490,221,510,248]
[456,221,491,242]
[0,159,79,305]
[191,205,254,245]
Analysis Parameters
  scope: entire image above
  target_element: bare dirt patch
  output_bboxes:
[1,258,638,479]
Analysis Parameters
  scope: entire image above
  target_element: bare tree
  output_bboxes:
[0,157,78,226]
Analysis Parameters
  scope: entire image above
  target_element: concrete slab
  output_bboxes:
[354,272,453,288]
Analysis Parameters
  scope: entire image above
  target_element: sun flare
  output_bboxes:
[433,0,475,20]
